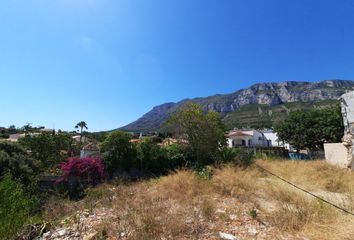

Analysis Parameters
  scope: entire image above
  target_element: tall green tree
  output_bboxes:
[75,121,88,143]
[8,125,17,134]
[167,103,226,166]
[22,123,33,136]
[100,131,137,176]
[274,106,344,151]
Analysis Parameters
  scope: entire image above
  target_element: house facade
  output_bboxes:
[227,129,268,147]
[227,129,291,149]
[80,143,101,158]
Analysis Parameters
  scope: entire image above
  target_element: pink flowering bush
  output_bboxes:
[59,156,105,184]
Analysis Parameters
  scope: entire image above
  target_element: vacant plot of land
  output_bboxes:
[42,159,354,240]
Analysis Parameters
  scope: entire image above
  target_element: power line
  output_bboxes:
[255,163,354,217]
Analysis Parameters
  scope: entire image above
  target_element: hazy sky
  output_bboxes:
[1,0,354,131]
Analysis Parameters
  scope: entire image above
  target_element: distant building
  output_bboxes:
[227,129,292,150]
[7,128,55,142]
[80,143,101,158]
[8,133,26,142]
[227,129,268,147]
[72,135,89,143]
[39,128,55,133]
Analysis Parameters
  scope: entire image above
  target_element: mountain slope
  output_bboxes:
[120,80,354,132]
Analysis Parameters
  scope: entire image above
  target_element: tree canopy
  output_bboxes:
[18,132,75,170]
[0,142,40,186]
[100,131,137,175]
[167,103,226,166]
[274,106,344,151]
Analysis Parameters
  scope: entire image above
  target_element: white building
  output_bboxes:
[227,129,268,147]
[262,130,292,150]
[227,129,292,150]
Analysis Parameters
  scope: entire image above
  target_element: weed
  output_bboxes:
[248,208,258,219]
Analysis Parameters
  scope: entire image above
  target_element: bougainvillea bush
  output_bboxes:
[59,156,105,185]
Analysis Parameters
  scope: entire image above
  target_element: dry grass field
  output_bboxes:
[42,159,354,240]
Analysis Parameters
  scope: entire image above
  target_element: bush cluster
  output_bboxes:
[101,132,187,177]
[59,156,105,184]
[218,147,254,167]
[0,173,39,240]
[18,132,77,170]
[0,142,40,186]
[100,131,254,178]
[57,156,105,200]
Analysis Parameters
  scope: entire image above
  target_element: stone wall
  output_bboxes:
[341,91,354,133]
[324,143,354,170]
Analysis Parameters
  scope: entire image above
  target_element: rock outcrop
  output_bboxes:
[120,80,354,132]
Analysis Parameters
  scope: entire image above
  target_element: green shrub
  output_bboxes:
[166,103,227,167]
[0,133,9,139]
[101,131,137,176]
[137,141,186,175]
[164,144,186,169]
[218,147,254,167]
[0,142,26,156]
[0,173,39,239]
[196,166,213,180]
[0,142,40,186]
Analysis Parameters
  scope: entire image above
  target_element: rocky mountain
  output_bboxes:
[120,80,354,132]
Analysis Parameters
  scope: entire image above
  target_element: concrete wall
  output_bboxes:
[324,143,353,170]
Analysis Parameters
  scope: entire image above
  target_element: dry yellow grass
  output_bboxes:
[257,159,354,194]
[42,159,354,240]
[255,159,354,240]
[212,165,260,199]
[156,169,213,201]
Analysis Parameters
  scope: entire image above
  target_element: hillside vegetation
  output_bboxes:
[223,99,338,129]
[41,159,354,240]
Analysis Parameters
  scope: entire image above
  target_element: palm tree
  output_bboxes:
[75,121,88,143]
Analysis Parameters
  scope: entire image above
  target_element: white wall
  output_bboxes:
[324,143,353,170]
[227,138,233,148]
[247,130,267,146]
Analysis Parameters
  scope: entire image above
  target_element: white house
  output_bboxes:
[261,130,292,150]
[227,129,268,147]
[227,129,292,150]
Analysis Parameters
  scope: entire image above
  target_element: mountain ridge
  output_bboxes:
[120,79,354,132]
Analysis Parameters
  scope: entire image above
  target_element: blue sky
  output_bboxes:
[1,0,354,131]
